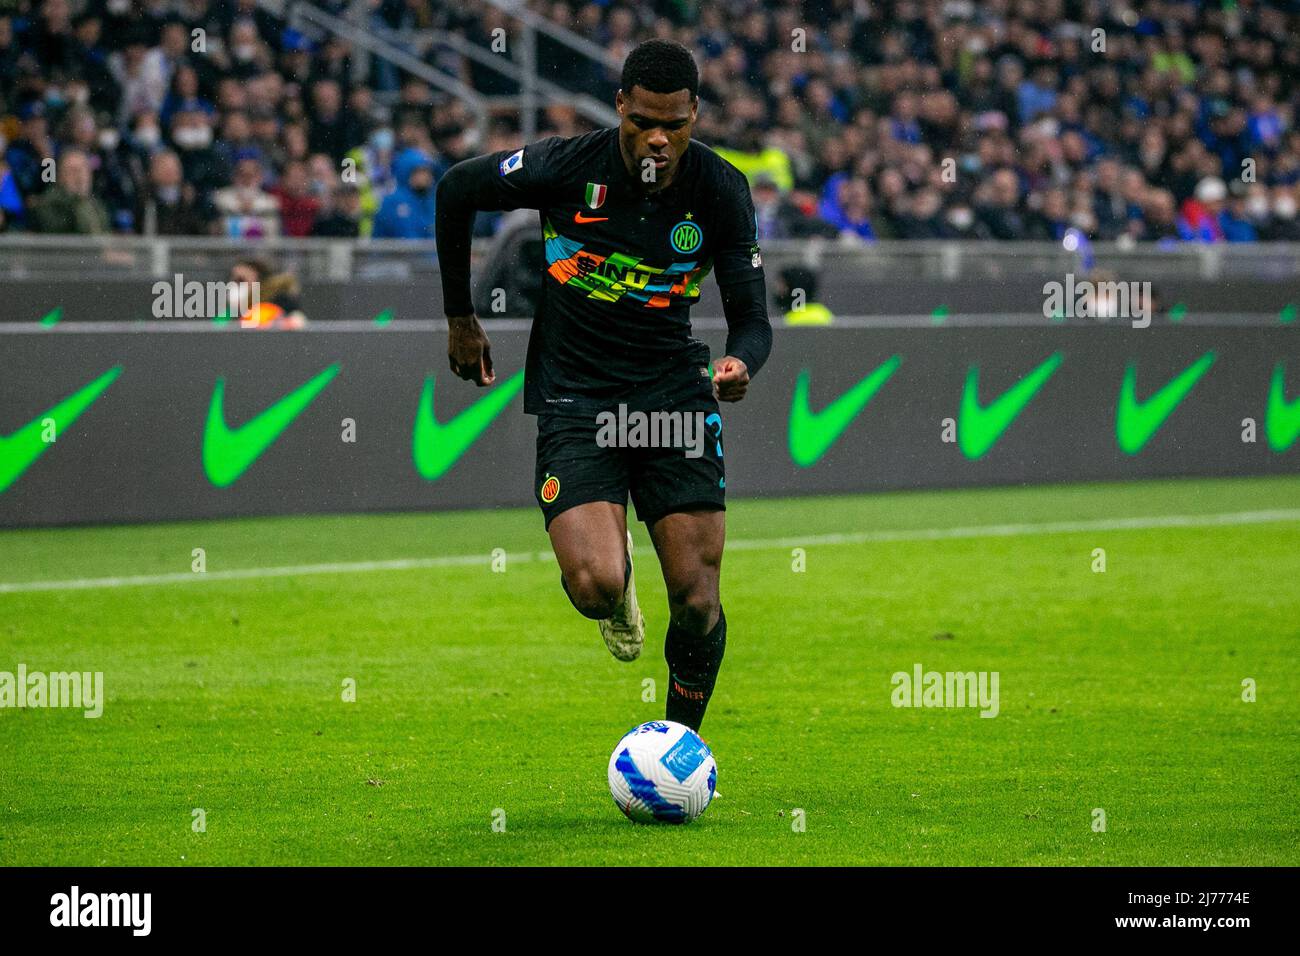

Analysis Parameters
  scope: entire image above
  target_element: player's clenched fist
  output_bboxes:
[712,357,750,402]
[447,314,496,386]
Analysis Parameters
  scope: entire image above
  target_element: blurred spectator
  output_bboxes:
[312,182,362,238]
[1266,188,1300,240]
[6,101,54,196]
[169,103,227,193]
[775,266,833,326]
[0,0,1296,244]
[372,146,435,239]
[752,173,834,240]
[29,148,108,233]
[213,153,278,237]
[273,158,319,237]
[138,148,215,235]
[819,177,876,242]
[1179,176,1228,242]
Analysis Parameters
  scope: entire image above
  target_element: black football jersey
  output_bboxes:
[457,127,765,415]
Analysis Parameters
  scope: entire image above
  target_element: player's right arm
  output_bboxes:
[435,141,558,387]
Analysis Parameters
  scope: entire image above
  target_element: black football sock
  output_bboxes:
[664,606,726,731]
[561,553,631,619]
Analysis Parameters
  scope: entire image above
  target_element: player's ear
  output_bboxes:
[615,89,625,114]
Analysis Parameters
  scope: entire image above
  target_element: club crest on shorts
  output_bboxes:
[540,474,560,503]
[585,182,607,209]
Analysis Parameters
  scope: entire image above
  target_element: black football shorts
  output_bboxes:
[534,392,726,529]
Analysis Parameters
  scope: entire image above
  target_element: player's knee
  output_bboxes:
[564,565,624,619]
[668,577,719,635]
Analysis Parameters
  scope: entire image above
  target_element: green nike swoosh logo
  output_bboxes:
[203,364,340,487]
[1116,352,1215,455]
[1266,362,1300,452]
[0,366,122,494]
[413,370,525,480]
[788,356,901,467]
[959,352,1063,460]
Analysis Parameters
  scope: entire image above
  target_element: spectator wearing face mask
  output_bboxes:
[126,110,164,157]
[169,103,227,193]
[1264,187,1300,241]
[29,148,109,233]
[372,146,436,239]
[937,203,987,239]
[224,18,269,81]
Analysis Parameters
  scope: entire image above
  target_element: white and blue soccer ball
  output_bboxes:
[607,720,717,823]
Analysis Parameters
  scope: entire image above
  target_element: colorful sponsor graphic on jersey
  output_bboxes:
[540,473,560,503]
[542,218,708,308]
[585,182,607,209]
[500,148,524,176]
[670,220,703,254]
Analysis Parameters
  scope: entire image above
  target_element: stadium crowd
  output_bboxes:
[0,0,1297,243]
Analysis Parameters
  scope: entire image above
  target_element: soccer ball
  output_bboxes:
[607,720,717,823]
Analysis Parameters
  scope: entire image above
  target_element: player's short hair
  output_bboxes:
[620,39,699,100]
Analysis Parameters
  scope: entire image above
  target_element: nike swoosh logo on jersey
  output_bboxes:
[203,364,340,487]
[959,352,1063,460]
[413,370,525,481]
[1115,352,1215,455]
[787,357,902,468]
[574,212,609,224]
[0,365,122,494]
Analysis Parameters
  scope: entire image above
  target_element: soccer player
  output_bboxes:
[435,39,771,732]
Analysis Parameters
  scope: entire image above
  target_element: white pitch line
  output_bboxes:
[1,508,1298,595]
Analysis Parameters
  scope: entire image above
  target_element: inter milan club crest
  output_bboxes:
[585,182,607,209]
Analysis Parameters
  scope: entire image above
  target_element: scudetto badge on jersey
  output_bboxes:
[585,182,607,209]
[670,220,703,254]
[500,148,524,176]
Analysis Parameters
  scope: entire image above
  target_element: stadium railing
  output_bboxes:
[1,235,1297,284]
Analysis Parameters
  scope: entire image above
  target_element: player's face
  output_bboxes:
[616,86,697,188]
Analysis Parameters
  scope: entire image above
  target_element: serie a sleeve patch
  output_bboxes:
[500,148,524,176]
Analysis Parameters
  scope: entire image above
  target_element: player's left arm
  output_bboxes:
[711,167,772,403]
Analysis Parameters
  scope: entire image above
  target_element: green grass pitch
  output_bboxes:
[1,475,1297,866]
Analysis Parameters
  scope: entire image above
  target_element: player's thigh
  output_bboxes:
[535,414,629,591]
[548,500,628,593]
